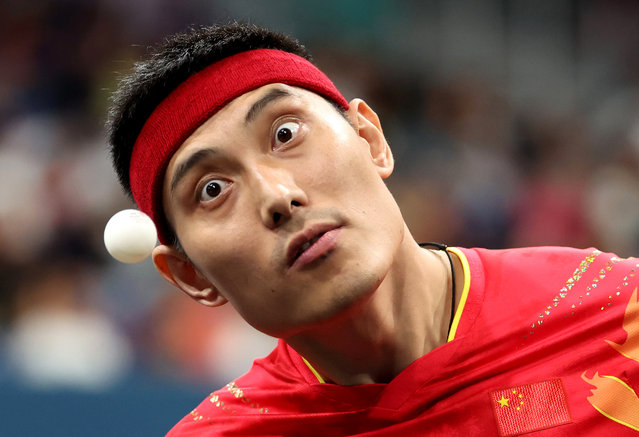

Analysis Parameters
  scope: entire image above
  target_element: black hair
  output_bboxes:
[106,22,311,199]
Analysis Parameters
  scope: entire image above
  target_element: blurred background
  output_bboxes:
[1,0,639,435]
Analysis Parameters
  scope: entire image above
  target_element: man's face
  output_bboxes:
[158,83,404,338]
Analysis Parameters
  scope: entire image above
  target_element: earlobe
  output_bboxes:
[152,245,228,307]
[347,98,394,179]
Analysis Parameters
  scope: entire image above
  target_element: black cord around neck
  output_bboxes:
[419,242,456,336]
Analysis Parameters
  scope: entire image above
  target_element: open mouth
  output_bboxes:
[295,234,323,260]
[287,225,341,268]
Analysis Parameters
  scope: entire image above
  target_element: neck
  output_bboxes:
[285,229,462,385]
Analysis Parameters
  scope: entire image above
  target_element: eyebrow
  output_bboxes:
[169,87,294,193]
[170,148,219,194]
[244,87,295,125]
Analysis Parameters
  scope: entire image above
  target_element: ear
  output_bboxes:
[152,244,227,307]
[346,98,394,178]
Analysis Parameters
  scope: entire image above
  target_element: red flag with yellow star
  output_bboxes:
[490,379,572,436]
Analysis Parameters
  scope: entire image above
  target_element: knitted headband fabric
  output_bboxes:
[129,49,349,244]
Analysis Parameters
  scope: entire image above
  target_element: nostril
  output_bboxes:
[272,212,282,224]
[291,200,301,207]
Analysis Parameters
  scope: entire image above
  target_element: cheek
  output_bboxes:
[301,133,375,191]
[181,218,267,289]
[314,147,387,205]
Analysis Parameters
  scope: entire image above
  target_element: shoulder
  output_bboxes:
[460,246,628,280]
[165,340,311,436]
[468,245,602,263]
[454,246,637,319]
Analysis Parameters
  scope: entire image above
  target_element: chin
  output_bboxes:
[252,240,396,338]
[300,269,388,335]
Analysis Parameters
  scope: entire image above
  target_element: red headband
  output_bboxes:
[129,49,348,244]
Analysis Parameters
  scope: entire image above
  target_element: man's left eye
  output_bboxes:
[274,121,300,147]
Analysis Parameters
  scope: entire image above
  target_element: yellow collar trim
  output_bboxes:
[446,247,471,342]
[302,357,325,383]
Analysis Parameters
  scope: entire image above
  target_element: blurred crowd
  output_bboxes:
[1,0,638,397]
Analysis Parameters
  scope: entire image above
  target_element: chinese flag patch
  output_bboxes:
[490,379,572,436]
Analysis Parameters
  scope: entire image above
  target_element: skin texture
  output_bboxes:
[152,84,462,384]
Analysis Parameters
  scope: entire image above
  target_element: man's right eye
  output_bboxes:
[199,179,229,202]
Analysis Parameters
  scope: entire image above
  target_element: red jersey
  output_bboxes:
[167,247,639,436]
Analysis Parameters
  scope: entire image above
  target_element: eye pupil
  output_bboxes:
[205,181,222,198]
[277,127,292,143]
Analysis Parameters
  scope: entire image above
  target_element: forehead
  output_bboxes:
[175,83,331,151]
[163,83,335,191]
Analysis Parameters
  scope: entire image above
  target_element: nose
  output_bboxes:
[251,164,308,228]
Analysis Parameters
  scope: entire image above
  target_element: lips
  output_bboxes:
[297,234,322,257]
[286,224,341,268]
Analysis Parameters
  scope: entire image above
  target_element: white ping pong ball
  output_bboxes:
[104,209,157,263]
